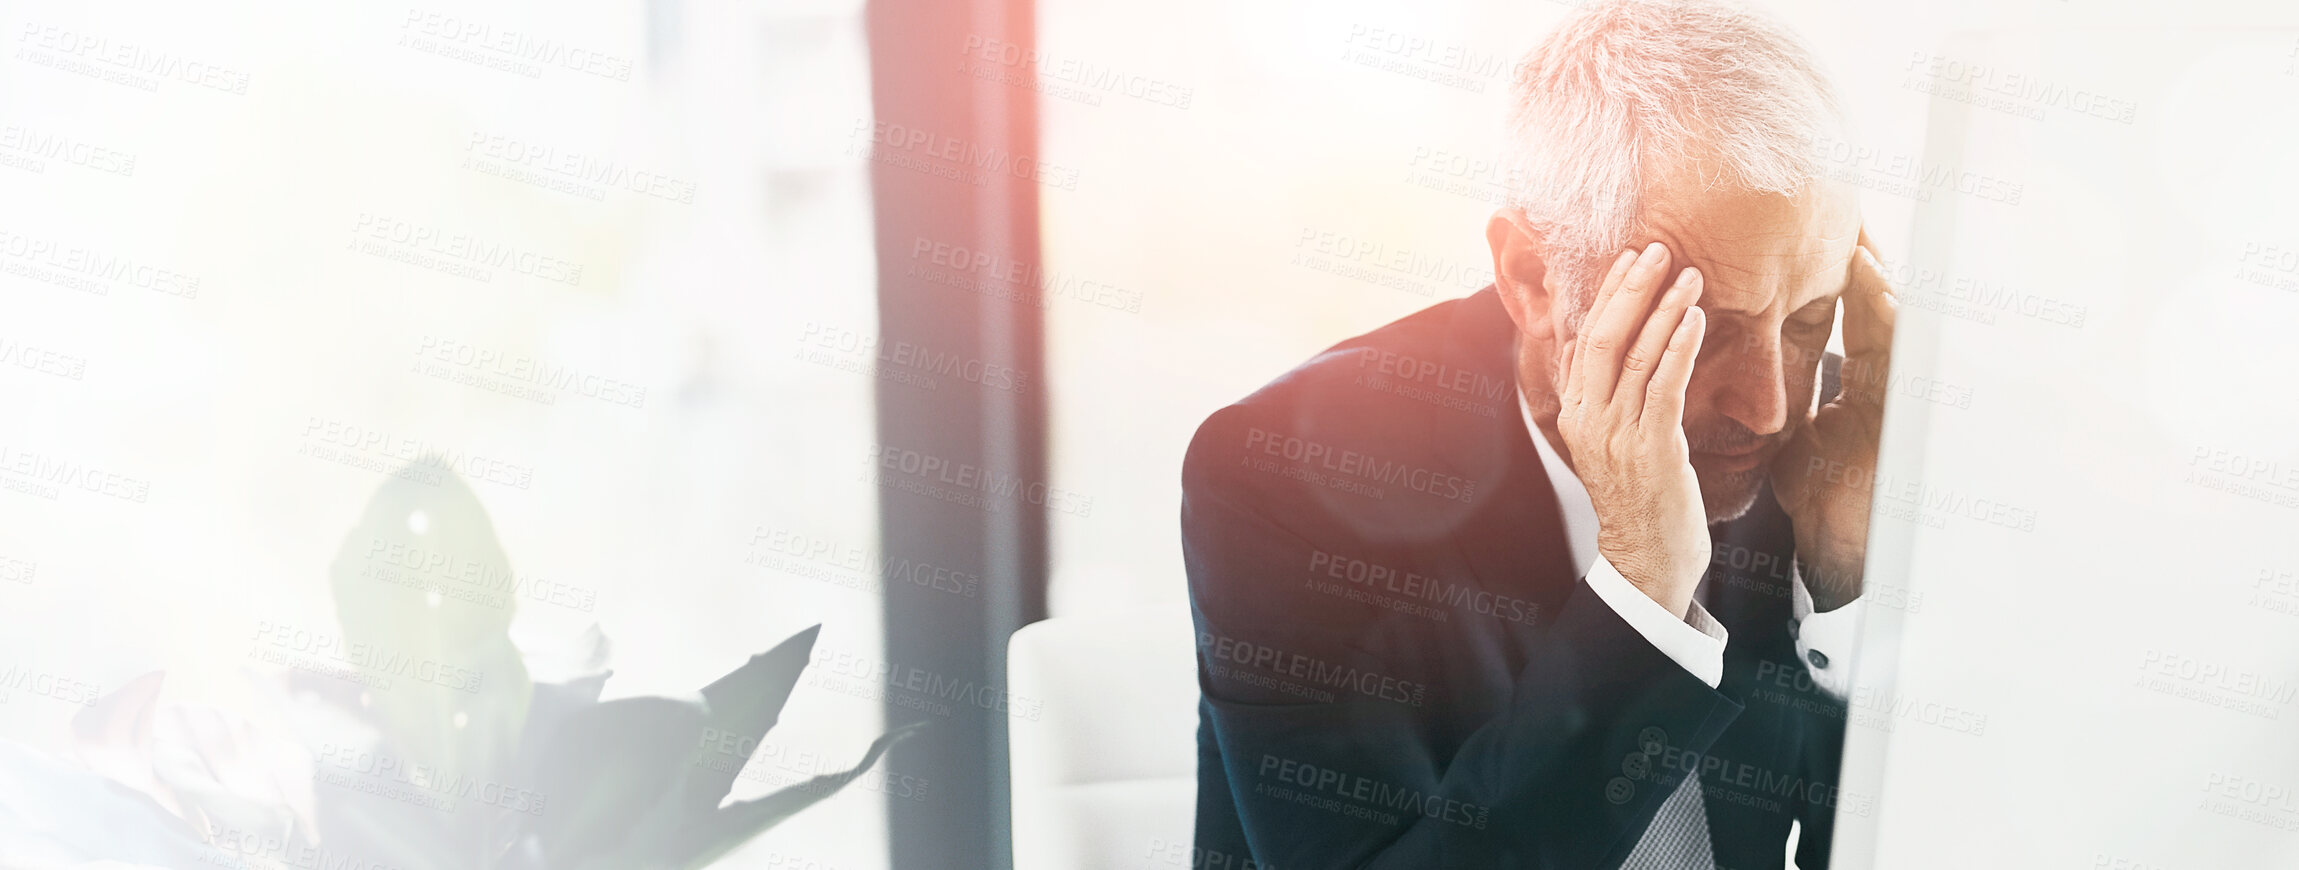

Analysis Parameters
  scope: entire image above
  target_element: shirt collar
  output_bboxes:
[1517,386,1599,579]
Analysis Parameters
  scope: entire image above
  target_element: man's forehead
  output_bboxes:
[1635,183,1859,312]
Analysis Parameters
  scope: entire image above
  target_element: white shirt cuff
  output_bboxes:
[1791,562,1863,701]
[1583,556,1727,688]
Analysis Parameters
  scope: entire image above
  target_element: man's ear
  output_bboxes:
[1486,209,1555,338]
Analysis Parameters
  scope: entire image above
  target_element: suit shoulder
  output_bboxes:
[1181,291,1516,548]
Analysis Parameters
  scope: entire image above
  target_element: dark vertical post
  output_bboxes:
[864,0,1045,865]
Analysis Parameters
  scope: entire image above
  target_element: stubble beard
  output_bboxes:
[1695,460,1766,524]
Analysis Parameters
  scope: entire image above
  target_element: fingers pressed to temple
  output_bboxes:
[1593,248,1638,312]
[1571,250,1638,405]
[1577,248,1641,348]
[1581,242,1674,405]
[1644,306,1705,432]
[1559,336,1583,421]
[1614,267,1703,416]
[1844,245,1897,363]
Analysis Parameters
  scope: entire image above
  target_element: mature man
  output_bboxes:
[1181,1,1896,867]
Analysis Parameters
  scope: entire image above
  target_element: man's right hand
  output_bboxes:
[1556,242,1710,618]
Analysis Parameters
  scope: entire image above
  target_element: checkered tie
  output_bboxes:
[1617,754,1717,869]
[1611,577,1727,869]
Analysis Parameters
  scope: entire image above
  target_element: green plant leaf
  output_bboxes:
[667,721,925,870]
[679,625,821,813]
[325,462,531,789]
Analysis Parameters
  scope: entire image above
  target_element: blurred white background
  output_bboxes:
[1835,26,2299,869]
[1,0,888,866]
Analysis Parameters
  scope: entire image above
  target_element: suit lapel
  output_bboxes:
[1431,288,1581,618]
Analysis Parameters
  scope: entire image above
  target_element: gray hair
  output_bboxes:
[1502,0,1846,325]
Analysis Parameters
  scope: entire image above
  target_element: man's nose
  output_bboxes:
[1705,336,1790,436]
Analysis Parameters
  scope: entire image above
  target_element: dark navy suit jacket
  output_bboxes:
[1181,287,1854,869]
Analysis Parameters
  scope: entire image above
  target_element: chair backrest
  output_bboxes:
[1006,607,1201,870]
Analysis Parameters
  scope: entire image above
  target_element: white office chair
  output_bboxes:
[1007,607,1201,870]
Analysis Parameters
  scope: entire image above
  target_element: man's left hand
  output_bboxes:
[1770,229,1897,612]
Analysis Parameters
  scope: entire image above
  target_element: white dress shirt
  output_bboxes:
[1517,389,1860,698]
